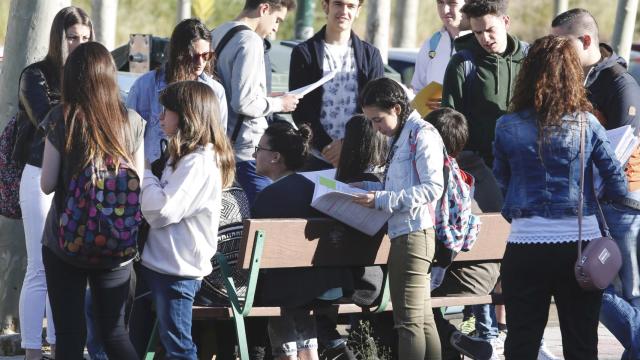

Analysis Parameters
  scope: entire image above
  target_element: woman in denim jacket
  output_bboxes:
[354,77,445,360]
[493,36,628,360]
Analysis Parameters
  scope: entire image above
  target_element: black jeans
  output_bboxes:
[43,246,138,360]
[501,242,603,360]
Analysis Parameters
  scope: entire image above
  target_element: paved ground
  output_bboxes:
[0,303,625,359]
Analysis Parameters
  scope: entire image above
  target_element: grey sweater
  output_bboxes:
[211,21,282,162]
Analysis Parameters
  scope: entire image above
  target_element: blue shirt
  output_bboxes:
[126,68,228,162]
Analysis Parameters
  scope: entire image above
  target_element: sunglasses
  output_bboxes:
[192,51,214,62]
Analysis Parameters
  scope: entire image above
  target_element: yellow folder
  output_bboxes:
[411,82,443,117]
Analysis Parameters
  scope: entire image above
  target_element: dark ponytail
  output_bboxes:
[360,77,412,141]
[264,121,313,171]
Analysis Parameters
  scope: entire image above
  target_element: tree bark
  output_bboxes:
[612,0,639,62]
[177,0,192,22]
[392,0,418,48]
[92,0,119,50]
[366,0,390,64]
[0,0,70,334]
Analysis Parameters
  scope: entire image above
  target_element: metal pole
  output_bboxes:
[612,0,639,62]
[92,0,119,50]
[554,0,569,17]
[294,0,315,40]
[177,0,192,22]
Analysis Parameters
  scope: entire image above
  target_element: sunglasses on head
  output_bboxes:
[192,51,214,62]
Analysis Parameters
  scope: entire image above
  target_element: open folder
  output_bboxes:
[411,82,443,117]
[287,70,338,97]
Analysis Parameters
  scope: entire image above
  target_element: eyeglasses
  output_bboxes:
[192,51,214,62]
[254,146,274,153]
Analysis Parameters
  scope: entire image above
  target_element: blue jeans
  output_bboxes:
[600,286,640,359]
[236,160,271,206]
[602,191,640,306]
[473,304,498,340]
[142,266,202,360]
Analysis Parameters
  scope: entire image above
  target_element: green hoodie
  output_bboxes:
[442,33,528,161]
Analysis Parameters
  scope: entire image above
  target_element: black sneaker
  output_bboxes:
[450,331,494,360]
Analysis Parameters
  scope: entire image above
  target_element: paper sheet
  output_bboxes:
[287,70,338,97]
[311,176,391,236]
[410,81,443,117]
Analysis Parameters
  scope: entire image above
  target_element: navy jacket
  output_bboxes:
[289,26,384,151]
[586,44,640,133]
[252,174,352,307]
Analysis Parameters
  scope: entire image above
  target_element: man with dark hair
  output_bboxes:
[212,0,299,206]
[552,9,640,359]
[440,0,529,359]
[289,0,384,171]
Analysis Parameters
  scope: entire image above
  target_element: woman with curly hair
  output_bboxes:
[494,35,628,360]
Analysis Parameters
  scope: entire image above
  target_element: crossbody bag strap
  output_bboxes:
[578,113,586,261]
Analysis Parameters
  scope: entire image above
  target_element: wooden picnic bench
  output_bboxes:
[144,213,510,360]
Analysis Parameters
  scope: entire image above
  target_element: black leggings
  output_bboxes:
[43,246,138,360]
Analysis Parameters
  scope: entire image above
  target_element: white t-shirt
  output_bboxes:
[411,29,470,92]
[319,41,359,141]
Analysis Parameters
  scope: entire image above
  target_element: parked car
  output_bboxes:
[388,47,419,86]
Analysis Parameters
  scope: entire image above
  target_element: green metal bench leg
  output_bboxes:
[231,305,250,360]
[144,319,160,360]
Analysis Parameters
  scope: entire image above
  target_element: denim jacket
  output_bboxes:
[364,112,445,238]
[126,68,228,162]
[493,109,628,222]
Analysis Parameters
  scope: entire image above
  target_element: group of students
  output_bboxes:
[9,1,640,360]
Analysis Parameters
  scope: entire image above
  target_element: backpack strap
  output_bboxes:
[428,31,442,59]
[215,24,252,143]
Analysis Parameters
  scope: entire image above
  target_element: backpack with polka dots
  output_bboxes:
[57,157,142,267]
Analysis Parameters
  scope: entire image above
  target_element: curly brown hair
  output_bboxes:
[510,35,593,128]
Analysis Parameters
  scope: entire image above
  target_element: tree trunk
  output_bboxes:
[553,0,569,17]
[92,0,119,50]
[612,0,639,62]
[177,0,192,22]
[0,0,70,335]
[294,0,315,40]
[392,0,418,48]
[366,0,390,64]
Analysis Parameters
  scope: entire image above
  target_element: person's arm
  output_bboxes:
[492,117,511,198]
[603,74,640,133]
[19,67,58,127]
[374,127,445,213]
[441,54,465,110]
[230,36,297,118]
[140,154,210,228]
[589,114,628,200]
[367,47,385,81]
[217,87,229,133]
[289,45,313,127]
[40,138,60,195]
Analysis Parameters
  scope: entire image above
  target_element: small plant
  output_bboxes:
[346,319,392,360]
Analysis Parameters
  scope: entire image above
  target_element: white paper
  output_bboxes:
[300,169,336,184]
[287,70,338,97]
[311,176,391,236]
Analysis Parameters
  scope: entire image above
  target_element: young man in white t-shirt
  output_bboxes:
[412,0,470,110]
[289,0,384,170]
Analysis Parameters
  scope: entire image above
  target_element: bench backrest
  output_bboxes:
[238,213,510,270]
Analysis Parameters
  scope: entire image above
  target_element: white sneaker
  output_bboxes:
[489,337,504,355]
[537,341,558,360]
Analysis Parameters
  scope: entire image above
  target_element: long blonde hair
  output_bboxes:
[159,81,235,188]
